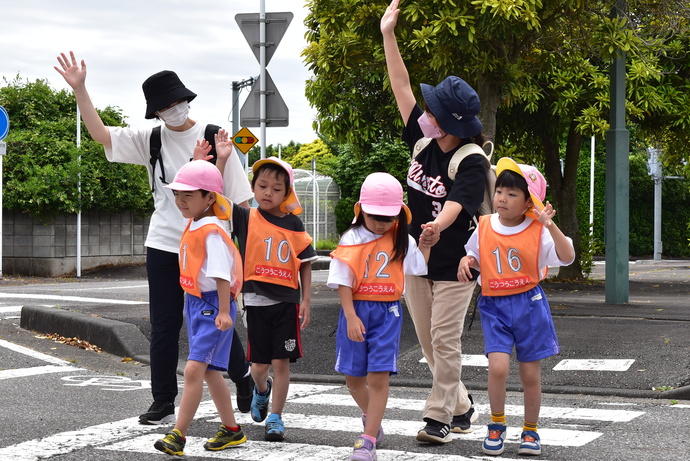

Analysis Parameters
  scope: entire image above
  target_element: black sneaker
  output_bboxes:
[235,373,254,413]
[139,401,175,425]
[451,394,478,433]
[416,417,451,444]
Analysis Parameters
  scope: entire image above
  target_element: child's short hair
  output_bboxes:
[495,169,530,200]
[251,162,290,189]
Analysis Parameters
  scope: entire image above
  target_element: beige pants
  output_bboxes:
[404,275,476,424]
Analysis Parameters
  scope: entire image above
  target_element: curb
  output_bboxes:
[20,305,150,359]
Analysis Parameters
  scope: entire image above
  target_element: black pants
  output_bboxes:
[146,247,249,404]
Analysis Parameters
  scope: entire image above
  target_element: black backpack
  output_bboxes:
[148,124,221,192]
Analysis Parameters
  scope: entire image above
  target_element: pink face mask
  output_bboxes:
[418,112,444,139]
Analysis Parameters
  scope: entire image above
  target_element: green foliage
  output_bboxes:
[331,139,409,234]
[315,238,338,251]
[0,76,152,218]
[575,142,690,258]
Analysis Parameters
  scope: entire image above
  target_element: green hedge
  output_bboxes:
[0,77,152,219]
[576,144,690,257]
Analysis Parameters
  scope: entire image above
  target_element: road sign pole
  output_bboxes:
[260,0,267,159]
[0,105,10,279]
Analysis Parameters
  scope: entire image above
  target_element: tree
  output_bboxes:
[304,0,690,278]
[0,76,152,218]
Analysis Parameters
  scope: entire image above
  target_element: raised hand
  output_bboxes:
[534,201,555,227]
[381,0,401,35]
[214,129,233,163]
[192,139,213,161]
[54,51,87,89]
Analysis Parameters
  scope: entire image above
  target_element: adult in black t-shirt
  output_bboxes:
[381,0,488,444]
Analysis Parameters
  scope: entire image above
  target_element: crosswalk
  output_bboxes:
[1,382,647,460]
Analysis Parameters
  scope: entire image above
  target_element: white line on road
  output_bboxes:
[0,293,147,304]
[0,338,74,365]
[552,359,635,371]
[290,393,645,423]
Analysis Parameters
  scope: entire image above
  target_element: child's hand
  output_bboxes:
[419,224,440,248]
[346,315,366,342]
[214,129,233,163]
[193,139,213,161]
[215,312,233,331]
[534,201,555,227]
[457,256,477,283]
[299,300,311,330]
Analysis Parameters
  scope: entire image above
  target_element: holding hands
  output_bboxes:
[419,221,440,248]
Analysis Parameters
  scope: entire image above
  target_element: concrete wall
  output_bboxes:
[1,211,149,277]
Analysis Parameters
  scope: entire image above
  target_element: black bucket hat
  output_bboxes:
[142,70,197,119]
[420,76,482,138]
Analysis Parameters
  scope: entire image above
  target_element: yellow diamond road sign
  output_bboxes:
[232,127,258,154]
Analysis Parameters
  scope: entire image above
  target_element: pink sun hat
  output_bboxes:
[164,160,232,220]
[354,172,412,224]
[496,157,546,219]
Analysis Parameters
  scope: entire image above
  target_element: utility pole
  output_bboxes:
[605,0,630,304]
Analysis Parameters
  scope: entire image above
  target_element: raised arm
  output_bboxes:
[381,0,417,124]
[54,51,112,149]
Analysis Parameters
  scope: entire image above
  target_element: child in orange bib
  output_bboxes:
[154,159,246,456]
[458,158,575,457]
[328,172,438,461]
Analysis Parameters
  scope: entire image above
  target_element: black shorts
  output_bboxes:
[246,302,302,364]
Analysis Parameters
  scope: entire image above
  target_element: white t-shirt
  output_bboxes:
[327,226,428,291]
[464,214,575,284]
[106,122,253,253]
[188,216,235,293]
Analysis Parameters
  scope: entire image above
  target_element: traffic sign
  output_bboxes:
[235,12,293,66]
[232,127,259,154]
[240,71,289,127]
[0,106,9,141]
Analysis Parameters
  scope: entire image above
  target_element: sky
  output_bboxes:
[0,0,318,147]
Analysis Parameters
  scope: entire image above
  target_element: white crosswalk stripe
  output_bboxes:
[0,382,650,460]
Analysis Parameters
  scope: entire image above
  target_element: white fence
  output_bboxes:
[292,168,340,246]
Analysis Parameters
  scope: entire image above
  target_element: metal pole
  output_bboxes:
[605,0,629,303]
[76,105,82,277]
[260,0,267,159]
[590,136,595,237]
[648,147,663,260]
[232,77,255,172]
[0,141,4,279]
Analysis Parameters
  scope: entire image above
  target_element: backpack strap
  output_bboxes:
[447,141,493,180]
[413,137,432,159]
[149,126,163,192]
[149,124,223,192]
[204,124,221,164]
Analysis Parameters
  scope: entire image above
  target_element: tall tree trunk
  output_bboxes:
[542,121,584,279]
[477,80,501,141]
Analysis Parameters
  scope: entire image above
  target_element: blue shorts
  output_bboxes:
[246,302,302,364]
[478,285,560,362]
[335,300,403,377]
[185,291,236,371]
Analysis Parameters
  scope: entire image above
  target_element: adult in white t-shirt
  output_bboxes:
[55,52,254,425]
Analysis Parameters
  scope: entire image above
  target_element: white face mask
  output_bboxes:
[157,101,189,127]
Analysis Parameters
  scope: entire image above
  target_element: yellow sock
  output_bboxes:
[491,412,506,425]
[523,421,538,432]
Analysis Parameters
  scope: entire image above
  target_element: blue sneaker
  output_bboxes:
[250,376,272,422]
[361,414,384,446]
[265,413,285,441]
[350,436,376,461]
[518,430,541,455]
[482,423,507,456]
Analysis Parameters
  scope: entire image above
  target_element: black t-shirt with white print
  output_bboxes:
[402,105,485,281]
